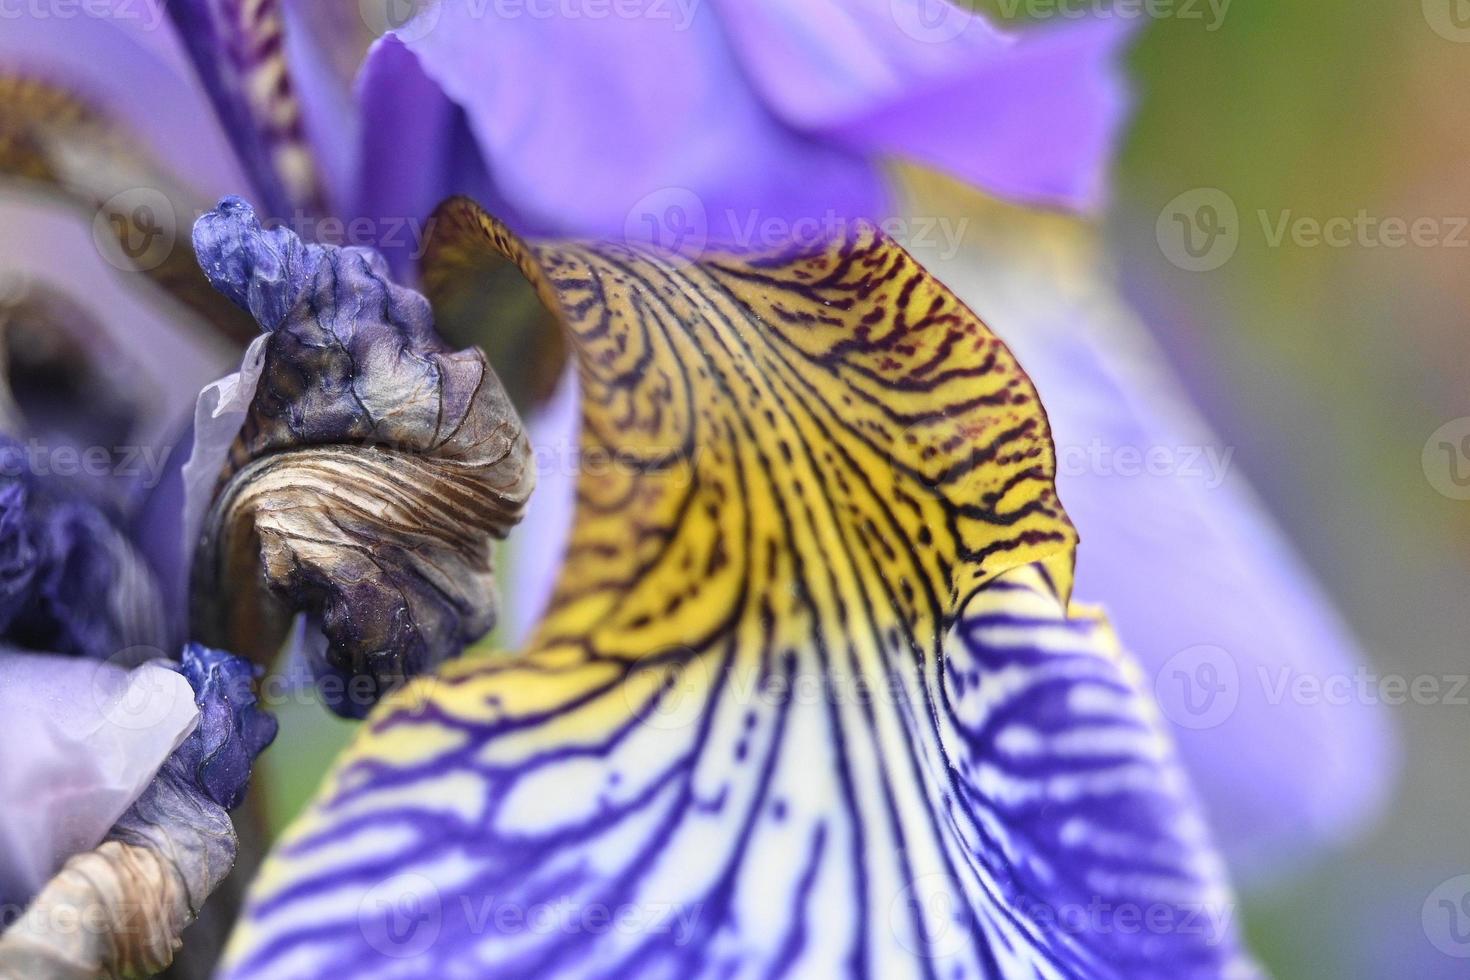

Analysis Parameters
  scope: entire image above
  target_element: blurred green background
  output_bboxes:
[262,4,1469,977]
[1115,2,1465,976]
[1117,5,1469,978]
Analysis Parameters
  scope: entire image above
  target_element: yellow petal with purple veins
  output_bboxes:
[223,201,1251,979]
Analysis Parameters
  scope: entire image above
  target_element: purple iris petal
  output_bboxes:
[1044,337,1396,874]
[712,1,1135,210]
[391,1,888,240]
[352,36,508,276]
[278,0,367,215]
[0,651,199,909]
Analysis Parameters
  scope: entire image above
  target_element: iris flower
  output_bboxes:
[0,0,1388,976]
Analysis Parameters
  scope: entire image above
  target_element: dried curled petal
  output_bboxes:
[168,644,278,810]
[0,645,273,979]
[188,198,533,718]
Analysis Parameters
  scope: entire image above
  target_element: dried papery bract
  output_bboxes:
[188,198,533,717]
[0,646,275,980]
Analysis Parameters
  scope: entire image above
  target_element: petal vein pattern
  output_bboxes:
[225,202,1249,979]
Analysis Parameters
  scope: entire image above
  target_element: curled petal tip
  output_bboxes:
[172,643,277,810]
[189,198,533,718]
[192,196,319,331]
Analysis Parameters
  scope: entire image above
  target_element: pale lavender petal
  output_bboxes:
[179,334,269,616]
[505,366,579,646]
[396,2,887,241]
[714,2,1135,210]
[0,651,198,908]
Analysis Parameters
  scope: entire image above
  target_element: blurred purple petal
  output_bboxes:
[0,438,167,661]
[166,0,326,216]
[278,0,375,215]
[0,11,248,202]
[396,3,887,240]
[0,651,198,908]
[353,36,507,275]
[713,2,1135,210]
